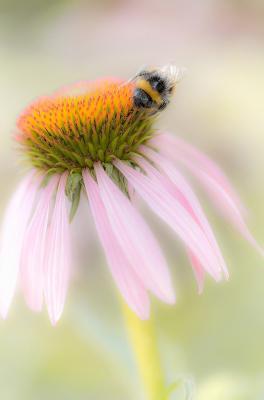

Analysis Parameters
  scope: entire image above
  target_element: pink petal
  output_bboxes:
[140,146,228,279]
[115,160,222,281]
[0,171,39,318]
[83,170,150,320]
[21,175,59,312]
[151,133,247,214]
[151,133,263,256]
[187,251,205,294]
[44,172,71,325]
[94,163,175,304]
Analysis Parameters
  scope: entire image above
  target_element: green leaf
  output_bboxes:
[165,377,195,400]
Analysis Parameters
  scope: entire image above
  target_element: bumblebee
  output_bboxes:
[131,65,184,113]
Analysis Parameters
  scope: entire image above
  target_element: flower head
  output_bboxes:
[17,79,154,171]
[0,66,261,324]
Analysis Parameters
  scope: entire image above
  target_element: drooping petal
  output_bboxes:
[150,132,247,215]
[150,133,263,255]
[44,172,71,325]
[187,250,205,294]
[115,160,222,281]
[83,170,150,319]
[21,175,59,312]
[94,163,175,304]
[140,146,228,279]
[0,171,39,318]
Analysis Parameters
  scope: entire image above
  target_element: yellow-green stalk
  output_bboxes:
[122,303,167,400]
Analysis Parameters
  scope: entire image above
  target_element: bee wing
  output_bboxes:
[120,64,186,88]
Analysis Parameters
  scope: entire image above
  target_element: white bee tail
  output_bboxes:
[161,65,187,83]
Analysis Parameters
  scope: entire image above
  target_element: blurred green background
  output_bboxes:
[1,0,264,399]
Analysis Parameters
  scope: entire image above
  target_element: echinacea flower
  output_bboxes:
[0,69,261,325]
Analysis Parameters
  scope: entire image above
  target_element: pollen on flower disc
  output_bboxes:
[17,79,155,172]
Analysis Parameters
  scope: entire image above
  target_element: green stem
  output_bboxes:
[122,303,167,400]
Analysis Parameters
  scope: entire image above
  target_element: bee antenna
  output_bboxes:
[119,65,149,87]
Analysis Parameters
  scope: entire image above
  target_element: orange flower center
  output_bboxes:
[16,79,155,172]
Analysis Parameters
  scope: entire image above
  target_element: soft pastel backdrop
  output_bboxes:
[0,0,264,399]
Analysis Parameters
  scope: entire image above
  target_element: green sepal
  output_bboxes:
[104,163,129,198]
[40,169,58,188]
[65,172,83,222]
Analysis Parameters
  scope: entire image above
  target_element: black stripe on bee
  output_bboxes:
[148,75,166,94]
[133,88,154,109]
[136,71,168,95]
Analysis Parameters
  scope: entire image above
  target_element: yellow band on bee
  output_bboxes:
[136,79,163,105]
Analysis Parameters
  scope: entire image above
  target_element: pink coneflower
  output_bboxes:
[0,67,261,325]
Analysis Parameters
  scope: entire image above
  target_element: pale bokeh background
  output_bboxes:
[0,1,264,399]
